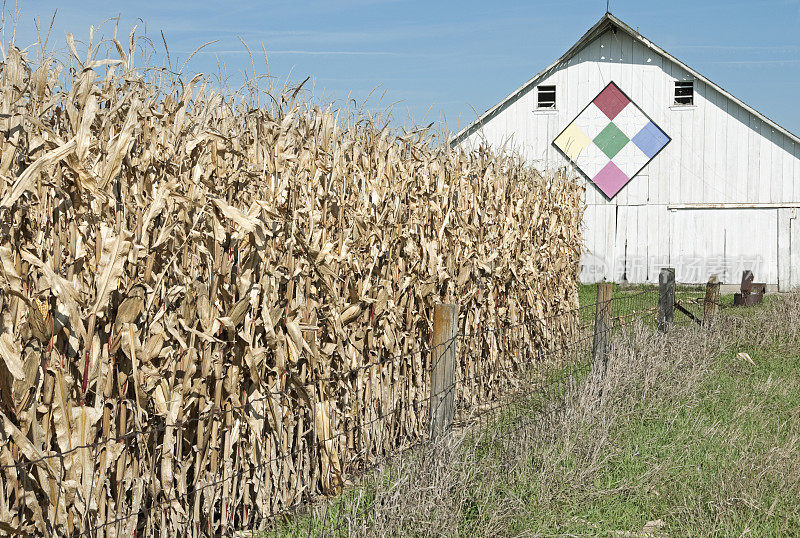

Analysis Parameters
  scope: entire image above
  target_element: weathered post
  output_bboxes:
[429,303,458,439]
[592,283,613,373]
[703,275,720,326]
[657,267,675,332]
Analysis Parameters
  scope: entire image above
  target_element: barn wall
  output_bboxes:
[459,28,800,288]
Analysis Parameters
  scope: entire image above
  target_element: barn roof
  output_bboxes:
[451,12,800,147]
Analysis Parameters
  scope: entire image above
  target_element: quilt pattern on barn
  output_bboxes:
[553,81,670,199]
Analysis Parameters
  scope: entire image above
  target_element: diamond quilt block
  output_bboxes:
[632,121,670,159]
[593,161,630,199]
[593,83,630,120]
[552,81,670,199]
[553,122,591,161]
[612,139,650,179]
[612,102,650,140]
[573,103,610,140]
[593,122,629,159]
[575,140,608,179]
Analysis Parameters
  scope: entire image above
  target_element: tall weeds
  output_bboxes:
[313,296,800,537]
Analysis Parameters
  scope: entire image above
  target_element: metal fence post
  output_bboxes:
[657,267,675,332]
[592,283,613,373]
[703,275,720,326]
[429,303,458,439]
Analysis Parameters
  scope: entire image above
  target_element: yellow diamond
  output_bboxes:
[554,122,591,161]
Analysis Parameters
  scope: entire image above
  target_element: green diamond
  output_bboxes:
[593,122,629,159]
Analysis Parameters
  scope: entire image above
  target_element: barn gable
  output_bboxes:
[453,13,800,290]
[452,13,800,150]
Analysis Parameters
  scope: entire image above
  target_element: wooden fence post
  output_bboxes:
[429,303,458,439]
[703,275,720,326]
[657,267,675,332]
[592,283,613,372]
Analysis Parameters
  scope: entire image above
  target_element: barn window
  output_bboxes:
[537,85,556,109]
[674,80,694,106]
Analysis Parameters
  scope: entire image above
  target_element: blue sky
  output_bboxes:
[8,0,800,135]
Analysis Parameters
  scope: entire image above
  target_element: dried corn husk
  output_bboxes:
[0,31,583,536]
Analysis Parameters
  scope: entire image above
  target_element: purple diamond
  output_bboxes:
[592,161,631,199]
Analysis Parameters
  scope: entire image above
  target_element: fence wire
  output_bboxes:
[2,288,719,537]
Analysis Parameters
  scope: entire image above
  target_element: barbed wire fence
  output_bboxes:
[0,270,728,537]
[255,286,663,537]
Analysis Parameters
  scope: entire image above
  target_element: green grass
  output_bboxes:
[476,295,800,536]
[578,282,707,307]
[578,282,778,327]
[549,344,799,535]
[577,282,706,328]
[577,282,661,307]
[261,292,799,537]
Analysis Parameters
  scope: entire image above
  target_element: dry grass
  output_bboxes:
[278,294,800,537]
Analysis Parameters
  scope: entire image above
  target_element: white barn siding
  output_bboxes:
[457,23,800,289]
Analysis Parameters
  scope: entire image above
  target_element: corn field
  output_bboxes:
[0,29,584,536]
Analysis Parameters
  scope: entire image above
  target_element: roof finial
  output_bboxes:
[606,0,610,13]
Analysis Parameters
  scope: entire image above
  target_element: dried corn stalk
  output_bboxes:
[0,29,583,537]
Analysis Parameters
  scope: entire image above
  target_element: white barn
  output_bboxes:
[452,13,800,290]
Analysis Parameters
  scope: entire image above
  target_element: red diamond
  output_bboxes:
[593,83,630,120]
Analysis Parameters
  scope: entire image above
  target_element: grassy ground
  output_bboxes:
[577,282,775,326]
[513,296,800,536]
[577,282,707,308]
[261,292,800,537]
[577,282,710,327]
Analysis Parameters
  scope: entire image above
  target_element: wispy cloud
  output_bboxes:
[191,49,404,57]
[673,44,800,52]
[702,59,800,65]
